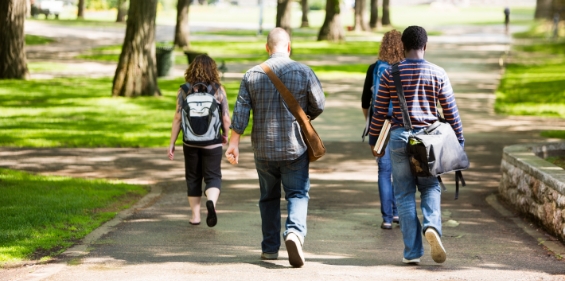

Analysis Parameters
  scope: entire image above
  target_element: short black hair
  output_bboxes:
[401,26,428,51]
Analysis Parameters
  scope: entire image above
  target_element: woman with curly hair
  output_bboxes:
[168,54,231,227]
[361,30,404,230]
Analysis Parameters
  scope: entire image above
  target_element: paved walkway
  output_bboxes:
[2,23,565,280]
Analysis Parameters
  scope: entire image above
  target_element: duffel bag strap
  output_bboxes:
[391,63,412,130]
[454,170,466,200]
[438,171,466,200]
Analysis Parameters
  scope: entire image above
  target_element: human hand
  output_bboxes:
[225,145,239,165]
[371,145,378,157]
[222,135,228,145]
[168,144,175,160]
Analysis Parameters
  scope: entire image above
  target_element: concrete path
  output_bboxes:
[2,24,565,280]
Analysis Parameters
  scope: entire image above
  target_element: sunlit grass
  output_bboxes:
[496,23,565,137]
[0,168,148,264]
[542,131,565,139]
[496,59,565,118]
[0,77,244,147]
[25,34,54,45]
[311,64,368,79]
[79,40,381,64]
[27,62,72,72]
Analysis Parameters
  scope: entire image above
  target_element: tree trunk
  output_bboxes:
[318,0,344,42]
[77,0,85,19]
[116,0,128,22]
[534,0,553,19]
[0,0,29,79]
[174,0,190,48]
[381,0,391,26]
[112,0,160,97]
[26,0,31,17]
[276,0,292,34]
[369,0,378,29]
[552,0,565,20]
[301,0,309,28]
[354,0,369,31]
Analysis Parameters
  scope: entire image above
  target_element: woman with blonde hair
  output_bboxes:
[361,30,404,229]
[168,54,231,227]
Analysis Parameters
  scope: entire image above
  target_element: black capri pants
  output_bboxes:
[183,144,222,197]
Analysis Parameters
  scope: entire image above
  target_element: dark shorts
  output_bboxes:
[183,145,222,197]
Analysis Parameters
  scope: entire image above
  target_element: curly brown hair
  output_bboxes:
[184,54,221,91]
[378,30,404,64]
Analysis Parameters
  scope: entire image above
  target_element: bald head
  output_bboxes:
[266,28,291,55]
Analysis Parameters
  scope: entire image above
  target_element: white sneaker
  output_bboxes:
[402,257,421,264]
[285,232,305,267]
[425,228,447,263]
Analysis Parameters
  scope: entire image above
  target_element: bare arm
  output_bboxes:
[220,86,231,144]
[225,130,241,165]
[168,91,183,160]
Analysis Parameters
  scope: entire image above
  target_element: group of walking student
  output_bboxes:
[168,25,465,268]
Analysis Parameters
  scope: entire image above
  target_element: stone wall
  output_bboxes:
[499,142,565,242]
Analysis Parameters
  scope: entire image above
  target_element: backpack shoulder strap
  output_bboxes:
[391,63,412,130]
[180,83,190,95]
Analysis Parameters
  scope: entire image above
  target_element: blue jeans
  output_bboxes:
[389,127,443,260]
[254,152,310,254]
[377,145,398,223]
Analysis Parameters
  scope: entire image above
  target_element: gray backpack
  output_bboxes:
[180,83,223,145]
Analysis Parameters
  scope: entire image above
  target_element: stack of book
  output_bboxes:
[373,119,391,155]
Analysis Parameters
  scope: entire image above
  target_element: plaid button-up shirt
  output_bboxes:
[231,53,325,161]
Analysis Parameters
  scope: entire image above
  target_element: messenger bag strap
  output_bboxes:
[391,63,412,130]
[259,63,310,122]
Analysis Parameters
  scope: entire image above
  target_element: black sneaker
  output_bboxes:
[206,200,217,227]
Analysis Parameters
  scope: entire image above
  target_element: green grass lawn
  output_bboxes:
[25,34,54,45]
[79,40,381,66]
[0,78,242,147]
[495,21,565,138]
[27,62,72,72]
[496,63,565,118]
[496,24,565,119]
[0,168,148,265]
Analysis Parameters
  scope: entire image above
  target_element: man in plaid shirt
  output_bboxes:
[226,28,325,268]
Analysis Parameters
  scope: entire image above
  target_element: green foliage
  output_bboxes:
[496,23,565,129]
[86,0,109,10]
[0,78,243,147]
[309,0,325,11]
[541,131,565,139]
[25,35,54,46]
[514,19,565,39]
[545,156,565,168]
[0,168,147,264]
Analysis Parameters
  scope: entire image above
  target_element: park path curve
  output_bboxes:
[2,24,565,280]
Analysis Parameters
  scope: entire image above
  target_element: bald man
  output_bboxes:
[226,28,325,267]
